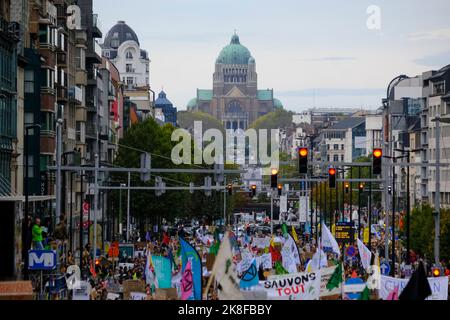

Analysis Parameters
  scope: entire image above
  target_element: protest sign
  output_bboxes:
[152,256,172,289]
[130,292,147,300]
[380,275,448,300]
[155,288,178,300]
[264,271,321,300]
[106,292,120,300]
[122,280,145,301]
[320,265,341,297]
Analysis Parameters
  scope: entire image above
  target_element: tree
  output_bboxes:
[110,118,238,236]
[410,204,450,262]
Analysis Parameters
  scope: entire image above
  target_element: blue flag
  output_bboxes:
[180,237,202,300]
[240,259,259,289]
[152,255,172,289]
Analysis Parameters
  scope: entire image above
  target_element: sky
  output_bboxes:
[93,0,450,113]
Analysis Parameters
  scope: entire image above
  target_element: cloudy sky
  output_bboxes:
[93,0,450,112]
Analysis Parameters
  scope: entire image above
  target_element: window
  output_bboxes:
[41,68,55,89]
[126,77,133,85]
[126,32,132,39]
[111,39,119,48]
[334,144,339,150]
[25,70,34,93]
[341,144,344,150]
[327,144,330,150]
[126,51,133,59]
[327,155,330,161]
[341,155,344,161]
[24,113,35,135]
[26,155,34,178]
[41,112,55,132]
[126,64,133,72]
[146,64,149,73]
[75,48,85,69]
[433,81,445,95]
[333,155,339,162]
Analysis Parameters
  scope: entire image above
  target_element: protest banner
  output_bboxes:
[264,271,321,300]
[152,256,172,289]
[319,265,342,297]
[380,275,448,300]
[180,237,202,300]
[130,292,147,300]
[155,288,178,300]
[122,280,145,301]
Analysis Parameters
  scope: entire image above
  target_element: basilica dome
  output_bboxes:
[216,33,252,65]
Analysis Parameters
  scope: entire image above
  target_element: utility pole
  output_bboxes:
[391,157,396,276]
[93,154,99,262]
[223,175,227,227]
[270,192,274,235]
[434,115,441,265]
[56,115,64,226]
[127,172,131,242]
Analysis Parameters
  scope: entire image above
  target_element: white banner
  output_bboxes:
[357,238,372,272]
[130,292,147,300]
[263,271,321,300]
[320,266,341,297]
[380,275,449,300]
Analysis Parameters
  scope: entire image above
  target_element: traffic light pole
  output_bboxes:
[358,167,361,238]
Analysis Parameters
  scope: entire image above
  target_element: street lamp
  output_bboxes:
[430,114,450,265]
[23,124,40,280]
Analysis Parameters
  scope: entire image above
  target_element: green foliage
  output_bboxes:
[249,109,294,130]
[177,111,225,134]
[410,204,450,262]
[111,118,236,228]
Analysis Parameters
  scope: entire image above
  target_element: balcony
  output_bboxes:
[75,29,87,46]
[92,14,102,38]
[56,86,68,102]
[69,86,83,104]
[86,40,102,64]
[39,0,58,26]
[75,70,87,85]
[57,51,67,67]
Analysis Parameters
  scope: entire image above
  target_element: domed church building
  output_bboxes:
[187,33,283,130]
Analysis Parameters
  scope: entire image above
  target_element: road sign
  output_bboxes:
[335,222,354,244]
[380,262,391,276]
[28,250,57,270]
[346,246,356,257]
[119,243,134,259]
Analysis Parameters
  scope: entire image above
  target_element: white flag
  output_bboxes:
[357,238,372,272]
[321,223,341,257]
[306,248,328,272]
[210,232,243,300]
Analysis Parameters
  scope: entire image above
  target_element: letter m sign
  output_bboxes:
[28,250,57,270]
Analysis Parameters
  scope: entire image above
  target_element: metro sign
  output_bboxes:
[28,250,57,270]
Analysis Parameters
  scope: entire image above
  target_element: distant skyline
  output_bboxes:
[93,0,450,113]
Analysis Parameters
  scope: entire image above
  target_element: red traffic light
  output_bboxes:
[277,184,282,190]
[432,268,441,277]
[345,182,350,188]
[251,184,256,190]
[299,148,308,157]
[373,148,383,158]
[328,168,336,175]
[95,259,100,266]
[359,183,365,190]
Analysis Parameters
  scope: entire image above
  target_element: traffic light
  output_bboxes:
[277,184,283,196]
[345,182,350,194]
[432,267,441,277]
[251,184,257,197]
[328,167,336,188]
[95,259,100,266]
[298,147,308,174]
[271,168,278,189]
[359,183,365,191]
[227,183,233,196]
[373,148,382,175]
[388,185,392,195]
